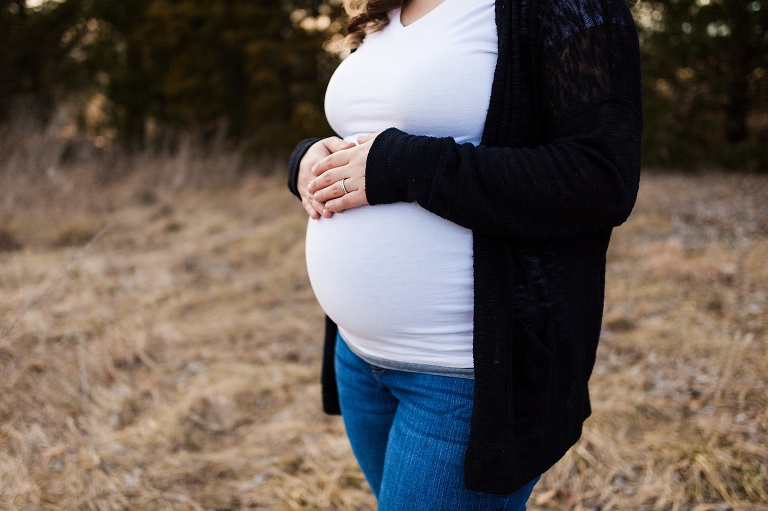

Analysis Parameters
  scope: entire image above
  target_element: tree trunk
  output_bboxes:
[724,0,753,144]
[725,73,749,143]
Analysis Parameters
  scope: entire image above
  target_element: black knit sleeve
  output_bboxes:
[287,138,321,199]
[365,0,642,239]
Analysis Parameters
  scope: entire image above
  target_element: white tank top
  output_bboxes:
[305,0,497,369]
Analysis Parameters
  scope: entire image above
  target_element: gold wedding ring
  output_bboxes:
[340,178,348,195]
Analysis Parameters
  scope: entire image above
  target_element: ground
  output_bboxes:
[0,169,766,510]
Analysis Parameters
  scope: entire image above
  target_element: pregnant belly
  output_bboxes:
[305,203,473,348]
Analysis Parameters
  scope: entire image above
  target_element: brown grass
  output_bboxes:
[0,157,766,510]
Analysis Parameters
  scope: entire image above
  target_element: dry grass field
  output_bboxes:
[0,153,766,510]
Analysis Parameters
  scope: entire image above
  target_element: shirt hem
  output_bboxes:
[339,334,475,379]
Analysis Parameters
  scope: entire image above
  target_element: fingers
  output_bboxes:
[311,135,375,177]
[308,165,342,195]
[356,131,382,145]
[323,137,356,153]
[311,173,361,205]
[312,194,327,218]
[297,137,355,220]
[324,186,367,214]
[301,187,327,219]
[356,133,374,145]
[311,149,350,177]
[306,167,365,216]
[302,195,320,220]
[302,138,353,177]
[305,137,372,215]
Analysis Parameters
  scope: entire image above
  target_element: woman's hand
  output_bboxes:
[308,132,381,217]
[298,137,356,219]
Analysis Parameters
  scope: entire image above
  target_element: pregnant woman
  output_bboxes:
[287,0,642,508]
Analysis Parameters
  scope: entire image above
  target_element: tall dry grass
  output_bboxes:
[0,128,766,510]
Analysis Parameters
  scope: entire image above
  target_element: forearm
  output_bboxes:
[365,101,641,239]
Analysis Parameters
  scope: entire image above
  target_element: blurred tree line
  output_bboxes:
[0,0,343,152]
[638,0,767,170]
[0,0,766,169]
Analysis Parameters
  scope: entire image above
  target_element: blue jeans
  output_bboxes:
[334,335,539,510]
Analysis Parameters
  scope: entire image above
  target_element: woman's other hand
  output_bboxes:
[298,137,356,219]
[308,132,381,217]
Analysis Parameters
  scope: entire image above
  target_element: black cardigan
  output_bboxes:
[287,0,642,495]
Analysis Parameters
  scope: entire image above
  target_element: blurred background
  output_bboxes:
[0,0,766,168]
[0,1,766,510]
[1,0,343,157]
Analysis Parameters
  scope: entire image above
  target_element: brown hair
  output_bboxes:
[344,0,405,48]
